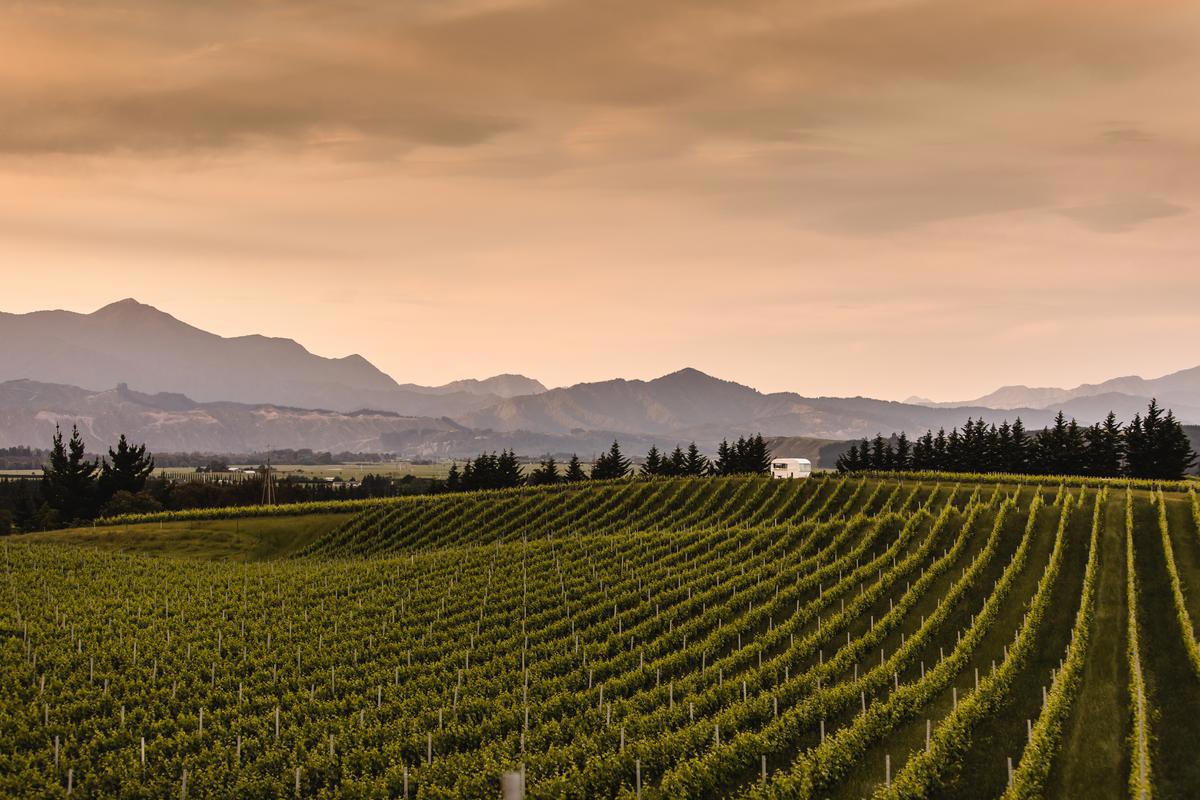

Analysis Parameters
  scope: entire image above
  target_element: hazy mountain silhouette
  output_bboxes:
[457,367,1169,441]
[0,299,544,415]
[913,366,1200,417]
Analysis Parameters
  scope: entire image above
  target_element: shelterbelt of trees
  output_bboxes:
[0,426,431,534]
[838,400,1196,480]
[445,435,774,492]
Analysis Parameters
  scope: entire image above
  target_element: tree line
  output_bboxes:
[0,425,428,534]
[836,400,1196,480]
[444,435,775,492]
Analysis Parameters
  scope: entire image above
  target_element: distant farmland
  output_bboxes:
[4,474,1200,798]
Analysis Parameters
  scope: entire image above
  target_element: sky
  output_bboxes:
[2,0,1198,401]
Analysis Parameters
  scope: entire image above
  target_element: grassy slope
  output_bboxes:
[9,513,352,561]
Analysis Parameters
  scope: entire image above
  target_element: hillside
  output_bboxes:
[459,367,1120,443]
[0,299,543,415]
[8,476,1200,797]
[0,379,465,453]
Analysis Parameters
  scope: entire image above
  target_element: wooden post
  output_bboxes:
[925,719,931,752]
[181,767,188,799]
[885,754,891,787]
[67,768,72,795]
[501,770,524,799]
[636,759,642,799]
[1007,756,1014,789]
[294,766,300,797]
[761,754,767,785]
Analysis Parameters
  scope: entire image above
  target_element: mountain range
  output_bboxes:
[1,299,1197,465]
[0,299,545,416]
[906,367,1200,421]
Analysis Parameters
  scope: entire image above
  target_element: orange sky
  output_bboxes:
[2,0,1198,400]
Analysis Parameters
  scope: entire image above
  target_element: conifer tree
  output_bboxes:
[684,442,710,476]
[893,432,911,470]
[640,446,664,478]
[41,424,99,523]
[869,434,890,470]
[445,462,462,491]
[744,435,772,474]
[713,440,733,475]
[666,446,688,477]
[564,454,588,482]
[528,456,561,485]
[496,449,524,487]
[837,443,862,472]
[591,441,632,480]
[99,435,155,501]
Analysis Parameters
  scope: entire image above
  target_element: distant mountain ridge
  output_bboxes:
[0,299,544,415]
[2,300,1196,461]
[911,365,1200,419]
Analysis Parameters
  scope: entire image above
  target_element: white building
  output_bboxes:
[770,458,812,479]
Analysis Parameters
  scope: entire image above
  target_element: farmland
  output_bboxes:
[4,474,1200,798]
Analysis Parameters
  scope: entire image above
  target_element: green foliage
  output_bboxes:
[7,475,1200,798]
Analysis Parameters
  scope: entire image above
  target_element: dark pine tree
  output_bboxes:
[528,456,562,485]
[1009,418,1029,473]
[99,435,155,502]
[640,446,664,478]
[665,446,688,477]
[564,454,588,482]
[1083,412,1124,477]
[869,434,890,470]
[684,442,711,476]
[41,424,99,523]
[836,444,856,473]
[495,450,525,488]
[893,432,912,470]
[591,441,632,480]
[713,440,734,475]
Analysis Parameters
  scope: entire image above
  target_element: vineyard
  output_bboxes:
[4,475,1200,798]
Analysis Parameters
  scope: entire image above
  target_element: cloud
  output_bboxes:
[1060,196,1188,232]
[1102,128,1153,144]
[2,0,1198,161]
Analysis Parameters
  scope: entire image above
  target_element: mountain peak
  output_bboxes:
[94,298,155,314]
